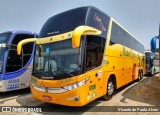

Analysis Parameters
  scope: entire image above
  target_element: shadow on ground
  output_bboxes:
[16,92,103,114]
[13,75,160,114]
[0,88,30,104]
[15,76,146,114]
[15,80,140,114]
[121,74,160,106]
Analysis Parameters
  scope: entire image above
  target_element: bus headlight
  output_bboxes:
[63,77,89,91]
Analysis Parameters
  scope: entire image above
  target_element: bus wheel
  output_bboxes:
[136,71,142,82]
[153,69,156,75]
[102,77,115,100]
[141,70,143,79]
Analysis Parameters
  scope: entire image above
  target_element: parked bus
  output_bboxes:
[17,6,145,106]
[0,30,37,92]
[145,51,159,75]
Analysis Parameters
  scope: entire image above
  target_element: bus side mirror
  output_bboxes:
[72,26,102,48]
[151,36,158,53]
[17,38,37,55]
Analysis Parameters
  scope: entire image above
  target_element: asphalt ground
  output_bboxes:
[0,73,160,115]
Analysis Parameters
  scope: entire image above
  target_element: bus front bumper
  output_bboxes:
[30,83,88,106]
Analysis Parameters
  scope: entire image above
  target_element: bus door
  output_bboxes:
[85,35,106,98]
[85,65,105,100]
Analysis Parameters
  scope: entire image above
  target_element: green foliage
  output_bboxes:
[156,48,160,53]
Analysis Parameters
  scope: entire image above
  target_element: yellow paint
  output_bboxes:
[17,38,37,55]
[18,20,146,106]
[17,26,101,55]
[37,31,72,44]
[17,32,73,55]
[72,26,102,48]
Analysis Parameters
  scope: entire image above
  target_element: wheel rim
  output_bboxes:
[141,72,143,79]
[108,81,114,95]
[138,72,141,80]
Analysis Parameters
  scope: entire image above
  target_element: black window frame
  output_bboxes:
[6,34,35,73]
[84,35,106,71]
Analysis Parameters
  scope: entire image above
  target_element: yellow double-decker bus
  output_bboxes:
[17,6,146,106]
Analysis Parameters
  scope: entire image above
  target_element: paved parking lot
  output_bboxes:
[0,74,160,115]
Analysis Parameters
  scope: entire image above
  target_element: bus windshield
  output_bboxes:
[33,39,82,80]
[0,33,11,73]
[0,47,6,73]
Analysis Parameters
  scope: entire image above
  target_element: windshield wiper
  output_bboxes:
[65,72,74,77]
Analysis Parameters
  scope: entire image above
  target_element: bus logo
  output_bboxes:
[94,13,107,31]
[42,95,52,101]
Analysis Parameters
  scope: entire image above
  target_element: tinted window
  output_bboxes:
[39,6,110,40]
[6,34,34,72]
[86,35,106,71]
[87,7,110,38]
[110,22,144,53]
[39,8,88,38]
[145,52,151,57]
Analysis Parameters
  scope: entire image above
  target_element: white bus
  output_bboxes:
[145,51,159,75]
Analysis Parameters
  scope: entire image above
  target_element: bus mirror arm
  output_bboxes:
[72,26,102,48]
[38,45,43,57]
[17,38,38,55]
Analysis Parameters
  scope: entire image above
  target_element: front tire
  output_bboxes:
[102,77,115,100]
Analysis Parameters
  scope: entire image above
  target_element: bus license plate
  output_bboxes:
[42,95,52,101]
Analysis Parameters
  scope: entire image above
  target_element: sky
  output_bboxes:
[0,0,160,50]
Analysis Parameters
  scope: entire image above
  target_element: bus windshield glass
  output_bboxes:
[0,33,11,73]
[33,39,82,80]
[0,47,6,73]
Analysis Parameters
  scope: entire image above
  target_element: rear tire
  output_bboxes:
[140,70,143,79]
[136,70,142,82]
[102,77,115,100]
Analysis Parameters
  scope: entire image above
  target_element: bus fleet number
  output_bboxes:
[8,79,19,84]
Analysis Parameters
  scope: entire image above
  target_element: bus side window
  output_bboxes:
[6,34,34,73]
[6,49,22,72]
[86,35,106,71]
